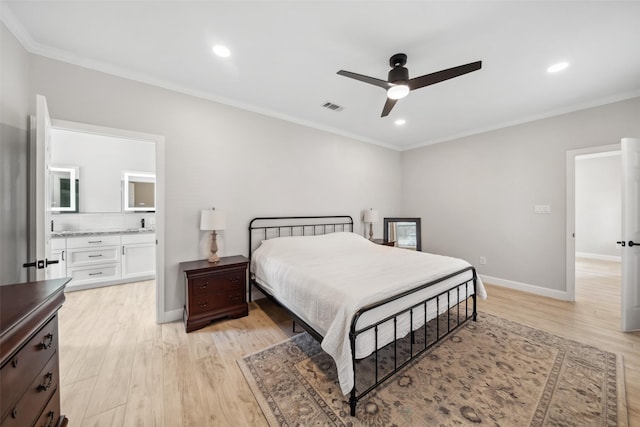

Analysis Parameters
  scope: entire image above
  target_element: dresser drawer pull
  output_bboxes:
[88,254,103,258]
[89,272,103,276]
[38,372,53,391]
[42,410,55,427]
[40,333,54,349]
[198,302,208,308]
[198,283,208,289]
[11,408,18,418]
[229,276,240,283]
[230,295,241,302]
[11,357,18,367]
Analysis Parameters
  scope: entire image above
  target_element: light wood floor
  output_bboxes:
[58,258,639,426]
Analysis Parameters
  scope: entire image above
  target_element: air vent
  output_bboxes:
[322,101,344,112]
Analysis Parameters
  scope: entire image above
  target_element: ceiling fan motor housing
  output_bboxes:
[388,66,409,85]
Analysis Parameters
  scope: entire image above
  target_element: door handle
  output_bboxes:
[630,241,637,247]
[45,258,59,266]
[616,241,626,247]
[23,261,37,268]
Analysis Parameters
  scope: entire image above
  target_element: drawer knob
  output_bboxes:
[40,333,54,349]
[38,372,54,392]
[11,357,18,368]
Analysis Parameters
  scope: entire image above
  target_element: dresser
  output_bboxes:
[0,278,70,427]
[180,256,249,332]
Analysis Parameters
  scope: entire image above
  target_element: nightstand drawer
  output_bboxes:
[191,290,244,315]
[192,272,245,295]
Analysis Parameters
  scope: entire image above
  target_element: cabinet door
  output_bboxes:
[122,243,156,279]
[46,249,67,279]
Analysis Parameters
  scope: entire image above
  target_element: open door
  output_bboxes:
[621,137,640,331]
[27,95,54,281]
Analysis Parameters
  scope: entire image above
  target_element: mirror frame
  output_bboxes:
[50,165,79,212]
[383,217,422,251]
[123,171,156,212]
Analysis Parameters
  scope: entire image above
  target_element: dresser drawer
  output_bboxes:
[66,235,120,249]
[1,354,58,427]
[0,318,57,421]
[190,290,245,316]
[32,387,62,427]
[191,271,245,296]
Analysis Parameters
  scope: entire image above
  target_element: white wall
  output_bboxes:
[0,22,30,284]
[575,153,621,259]
[29,55,402,316]
[51,129,155,213]
[401,97,640,295]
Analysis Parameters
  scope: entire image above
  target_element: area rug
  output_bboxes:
[238,313,627,426]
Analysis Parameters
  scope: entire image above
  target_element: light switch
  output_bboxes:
[534,205,551,214]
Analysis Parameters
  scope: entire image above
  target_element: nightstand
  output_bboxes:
[372,238,396,247]
[180,255,249,332]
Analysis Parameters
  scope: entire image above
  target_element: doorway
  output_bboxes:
[574,151,622,310]
[566,144,621,303]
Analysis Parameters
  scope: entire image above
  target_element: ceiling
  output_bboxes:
[2,1,640,151]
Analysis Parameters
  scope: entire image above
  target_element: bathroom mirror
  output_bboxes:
[383,217,421,251]
[50,166,79,212]
[123,172,155,212]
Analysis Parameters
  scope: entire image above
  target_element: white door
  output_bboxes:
[31,94,54,281]
[621,137,640,332]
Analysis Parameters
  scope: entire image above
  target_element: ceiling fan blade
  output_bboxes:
[337,70,392,89]
[381,98,398,117]
[408,61,482,90]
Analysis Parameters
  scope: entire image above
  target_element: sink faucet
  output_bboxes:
[141,218,145,228]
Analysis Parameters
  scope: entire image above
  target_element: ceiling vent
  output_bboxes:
[322,101,344,112]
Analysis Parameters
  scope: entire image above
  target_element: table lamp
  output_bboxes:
[363,208,379,241]
[200,208,226,263]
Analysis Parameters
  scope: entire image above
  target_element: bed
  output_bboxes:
[248,216,487,416]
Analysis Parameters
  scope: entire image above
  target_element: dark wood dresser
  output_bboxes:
[0,278,70,427]
[180,256,249,332]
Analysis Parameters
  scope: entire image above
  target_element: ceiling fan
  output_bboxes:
[337,53,482,117]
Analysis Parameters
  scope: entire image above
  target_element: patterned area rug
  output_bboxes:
[238,313,627,426]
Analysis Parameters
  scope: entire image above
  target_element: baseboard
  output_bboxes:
[480,274,572,301]
[576,252,621,262]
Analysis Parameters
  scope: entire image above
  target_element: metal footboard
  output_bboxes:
[348,266,477,416]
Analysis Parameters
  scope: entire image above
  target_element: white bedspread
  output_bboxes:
[251,232,487,395]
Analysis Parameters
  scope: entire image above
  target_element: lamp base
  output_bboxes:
[368,223,374,240]
[209,230,220,263]
[208,254,220,263]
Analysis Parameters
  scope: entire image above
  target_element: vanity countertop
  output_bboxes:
[52,228,156,238]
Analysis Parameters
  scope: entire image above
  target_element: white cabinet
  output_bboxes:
[122,233,156,280]
[66,235,121,287]
[46,238,67,279]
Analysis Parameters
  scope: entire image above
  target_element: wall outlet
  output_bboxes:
[479,256,487,265]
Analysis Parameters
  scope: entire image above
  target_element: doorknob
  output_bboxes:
[45,258,59,266]
[22,261,37,268]
[616,241,626,247]
[630,241,637,247]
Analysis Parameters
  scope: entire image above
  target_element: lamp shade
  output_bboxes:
[200,209,226,231]
[363,208,379,223]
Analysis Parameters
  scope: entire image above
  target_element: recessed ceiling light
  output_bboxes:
[395,119,406,126]
[547,61,569,73]
[212,44,231,58]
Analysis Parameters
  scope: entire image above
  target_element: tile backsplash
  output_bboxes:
[52,213,156,232]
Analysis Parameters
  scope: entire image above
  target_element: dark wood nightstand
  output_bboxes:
[372,238,396,247]
[180,255,249,333]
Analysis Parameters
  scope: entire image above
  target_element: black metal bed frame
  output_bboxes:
[248,215,477,417]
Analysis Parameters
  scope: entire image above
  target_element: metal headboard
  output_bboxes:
[248,215,354,263]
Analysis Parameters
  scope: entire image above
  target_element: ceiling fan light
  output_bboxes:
[387,84,410,100]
